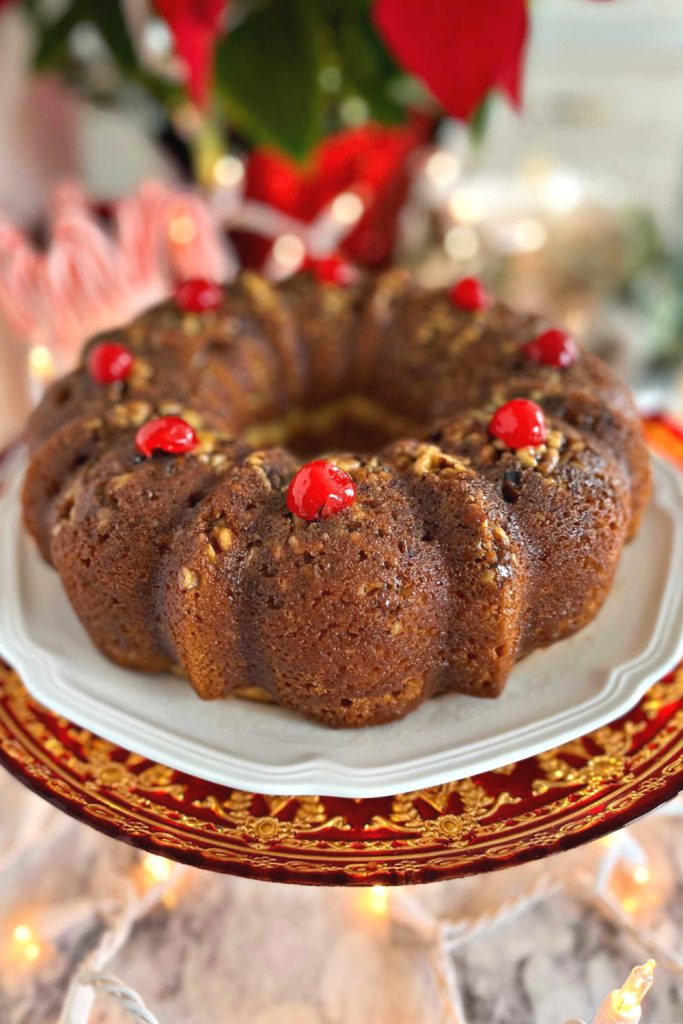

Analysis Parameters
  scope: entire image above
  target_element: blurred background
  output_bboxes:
[1,0,683,446]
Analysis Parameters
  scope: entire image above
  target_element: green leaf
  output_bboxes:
[87,0,138,73]
[216,0,323,160]
[33,1,82,71]
[33,0,138,75]
[470,94,493,143]
[325,0,405,125]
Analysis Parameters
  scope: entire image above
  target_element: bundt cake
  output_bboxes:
[22,269,651,727]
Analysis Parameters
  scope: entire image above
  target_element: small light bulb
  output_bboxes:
[444,225,480,261]
[168,214,197,246]
[28,345,55,380]
[425,151,460,187]
[340,96,368,125]
[512,218,547,253]
[330,192,364,227]
[611,960,656,1015]
[365,885,389,916]
[13,924,33,946]
[540,171,583,214]
[632,864,650,886]
[213,155,245,189]
[447,189,488,225]
[24,943,41,962]
[272,234,306,270]
[143,853,173,883]
[318,65,342,92]
[144,19,172,58]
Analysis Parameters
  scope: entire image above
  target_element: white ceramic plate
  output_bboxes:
[1,452,683,798]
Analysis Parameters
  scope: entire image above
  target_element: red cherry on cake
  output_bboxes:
[88,342,134,384]
[449,276,489,311]
[135,416,199,458]
[523,328,579,369]
[286,460,356,521]
[174,278,223,313]
[489,399,547,449]
[305,256,356,286]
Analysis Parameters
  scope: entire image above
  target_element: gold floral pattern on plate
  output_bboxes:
[0,657,682,885]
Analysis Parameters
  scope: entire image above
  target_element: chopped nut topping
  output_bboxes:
[540,449,560,475]
[369,268,409,326]
[412,444,468,476]
[195,431,218,455]
[517,447,539,469]
[178,566,199,591]
[106,402,152,429]
[183,410,203,429]
[159,401,182,416]
[242,271,278,312]
[181,313,202,336]
[448,322,483,355]
[245,451,275,490]
[108,472,134,492]
[214,526,234,551]
[335,456,362,473]
[493,524,510,547]
[129,359,153,384]
[128,401,152,426]
[96,508,112,535]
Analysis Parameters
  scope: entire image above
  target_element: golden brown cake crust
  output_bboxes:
[22,271,651,727]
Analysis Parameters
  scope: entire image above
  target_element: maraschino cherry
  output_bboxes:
[305,256,356,286]
[88,342,134,384]
[135,416,199,458]
[523,328,579,369]
[489,399,547,449]
[174,278,223,313]
[449,276,489,311]
[287,460,356,521]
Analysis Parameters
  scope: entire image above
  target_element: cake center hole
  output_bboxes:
[243,395,419,459]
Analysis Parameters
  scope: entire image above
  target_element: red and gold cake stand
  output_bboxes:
[0,417,681,887]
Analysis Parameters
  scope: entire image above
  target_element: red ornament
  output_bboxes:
[174,278,223,313]
[489,399,547,449]
[286,460,356,521]
[373,0,528,122]
[135,416,199,458]
[449,277,489,311]
[152,0,227,108]
[305,256,357,286]
[87,342,134,384]
[522,328,579,369]
[233,117,432,270]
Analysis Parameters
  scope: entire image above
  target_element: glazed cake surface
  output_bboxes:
[22,270,651,727]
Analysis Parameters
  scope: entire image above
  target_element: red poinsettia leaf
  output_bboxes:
[373,0,528,122]
[153,0,228,107]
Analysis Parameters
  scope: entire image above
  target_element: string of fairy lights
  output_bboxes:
[2,796,681,1023]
